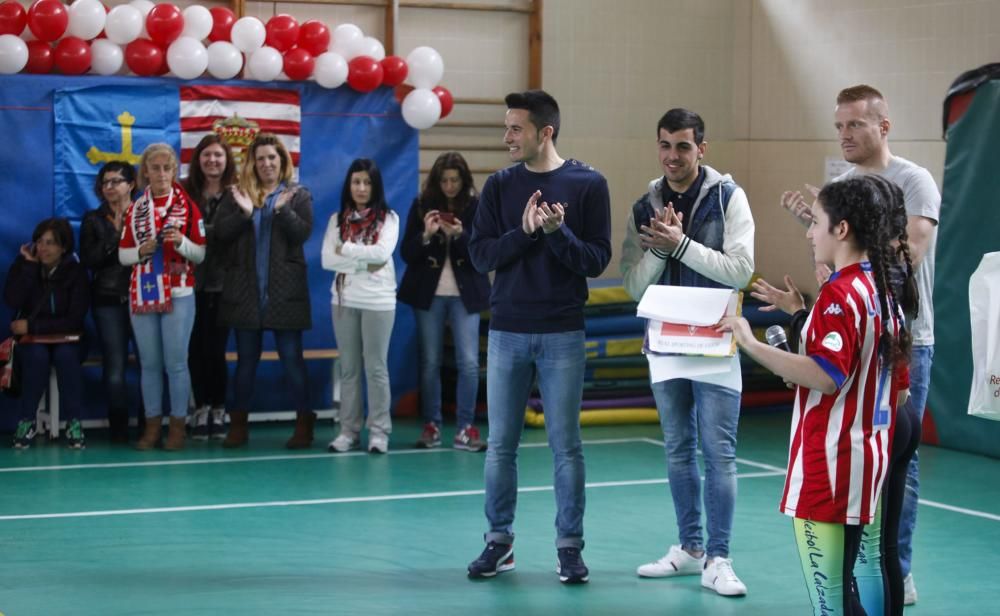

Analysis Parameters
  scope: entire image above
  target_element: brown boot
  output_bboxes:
[163,417,186,451]
[223,410,249,448]
[285,412,316,449]
[134,417,161,451]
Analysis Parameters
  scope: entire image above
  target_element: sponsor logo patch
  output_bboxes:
[822,332,844,352]
[824,303,843,316]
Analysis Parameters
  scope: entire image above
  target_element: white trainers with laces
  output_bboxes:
[701,556,747,597]
[368,433,388,454]
[637,544,705,578]
[328,433,359,453]
[903,573,917,605]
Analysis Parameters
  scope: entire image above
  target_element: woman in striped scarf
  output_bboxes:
[119,143,206,451]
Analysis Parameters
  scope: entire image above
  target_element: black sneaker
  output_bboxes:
[467,541,515,579]
[557,547,589,584]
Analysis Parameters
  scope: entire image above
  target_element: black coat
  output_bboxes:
[4,254,90,335]
[213,185,313,331]
[184,186,230,293]
[79,204,130,304]
[397,196,490,313]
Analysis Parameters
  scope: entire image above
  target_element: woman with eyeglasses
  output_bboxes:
[5,218,90,449]
[119,144,206,451]
[80,161,141,443]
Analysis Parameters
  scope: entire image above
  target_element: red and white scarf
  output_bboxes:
[126,184,194,314]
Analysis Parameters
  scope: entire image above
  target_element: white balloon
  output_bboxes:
[181,6,213,41]
[313,51,347,88]
[357,36,385,62]
[167,36,208,80]
[0,34,28,74]
[105,5,143,46]
[129,0,153,39]
[67,0,107,41]
[231,17,265,53]
[90,39,124,75]
[331,23,364,59]
[207,41,242,80]
[247,46,281,81]
[401,88,442,130]
[406,46,444,89]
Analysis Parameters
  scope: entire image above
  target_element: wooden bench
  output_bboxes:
[36,349,340,439]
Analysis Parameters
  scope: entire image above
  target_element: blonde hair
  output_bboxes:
[239,133,294,207]
[137,143,179,190]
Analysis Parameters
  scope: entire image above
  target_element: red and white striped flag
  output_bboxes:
[179,85,301,178]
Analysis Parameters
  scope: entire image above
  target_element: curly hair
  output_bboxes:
[817,178,903,365]
[418,151,477,217]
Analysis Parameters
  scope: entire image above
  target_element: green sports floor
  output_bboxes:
[1,411,998,615]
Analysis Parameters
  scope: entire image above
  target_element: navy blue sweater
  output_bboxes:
[469,160,611,333]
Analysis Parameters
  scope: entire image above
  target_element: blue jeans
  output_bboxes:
[232,328,310,414]
[650,378,741,558]
[415,296,481,428]
[93,303,134,417]
[17,343,84,421]
[898,344,933,577]
[130,294,196,418]
[483,329,586,549]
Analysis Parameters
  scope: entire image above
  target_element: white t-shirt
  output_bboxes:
[836,156,940,346]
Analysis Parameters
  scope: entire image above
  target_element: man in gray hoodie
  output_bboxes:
[621,108,755,598]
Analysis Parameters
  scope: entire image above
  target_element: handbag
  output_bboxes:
[968,252,1000,420]
[0,336,21,397]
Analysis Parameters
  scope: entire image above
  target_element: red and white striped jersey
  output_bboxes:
[780,261,900,525]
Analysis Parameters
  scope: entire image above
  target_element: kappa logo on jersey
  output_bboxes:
[822,332,844,352]
[824,303,844,316]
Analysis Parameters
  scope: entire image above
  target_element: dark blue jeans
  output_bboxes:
[232,328,310,414]
[18,342,84,422]
[92,303,134,417]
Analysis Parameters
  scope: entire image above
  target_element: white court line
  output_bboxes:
[0,437,646,474]
[917,498,1000,522]
[0,470,786,522]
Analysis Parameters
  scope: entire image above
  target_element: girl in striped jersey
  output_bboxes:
[720,177,912,615]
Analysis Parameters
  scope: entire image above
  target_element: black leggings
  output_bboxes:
[880,401,922,614]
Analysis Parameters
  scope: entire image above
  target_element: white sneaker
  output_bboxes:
[328,433,359,453]
[637,545,705,578]
[701,556,747,597]
[209,407,228,440]
[368,433,388,454]
[903,573,917,605]
[190,406,210,441]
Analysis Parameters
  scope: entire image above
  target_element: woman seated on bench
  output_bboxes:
[5,218,89,449]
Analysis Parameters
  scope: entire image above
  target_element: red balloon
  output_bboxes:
[208,6,235,43]
[380,56,407,87]
[0,0,26,36]
[347,55,383,93]
[393,83,414,104]
[27,0,68,42]
[296,19,328,56]
[283,47,314,81]
[54,36,91,75]
[146,3,184,47]
[24,40,53,74]
[432,86,454,119]
[265,14,298,53]
[125,38,165,76]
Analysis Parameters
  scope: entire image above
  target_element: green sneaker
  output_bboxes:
[65,419,86,450]
[12,419,36,449]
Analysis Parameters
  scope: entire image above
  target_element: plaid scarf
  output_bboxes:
[127,183,192,314]
[335,207,386,303]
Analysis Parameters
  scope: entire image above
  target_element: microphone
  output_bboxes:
[765,325,792,353]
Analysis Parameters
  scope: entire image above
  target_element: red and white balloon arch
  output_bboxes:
[0,0,453,129]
